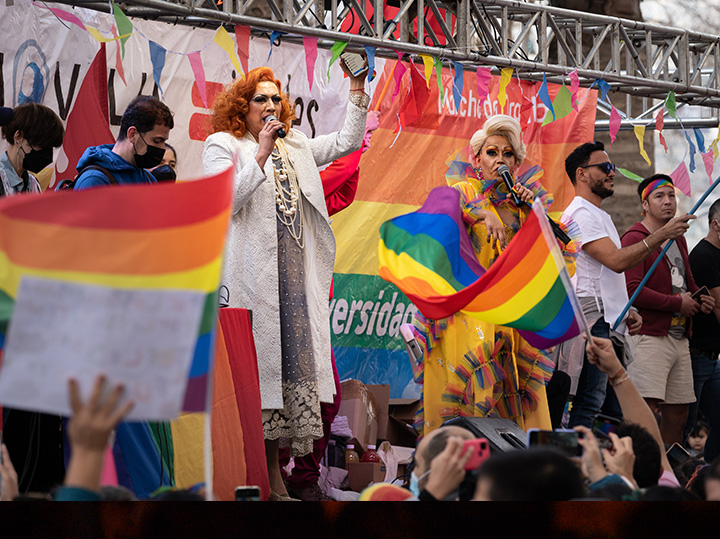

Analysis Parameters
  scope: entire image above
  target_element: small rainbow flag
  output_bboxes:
[378,187,586,349]
[0,166,234,412]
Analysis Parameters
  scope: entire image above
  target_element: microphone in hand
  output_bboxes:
[497,164,522,206]
[264,114,286,138]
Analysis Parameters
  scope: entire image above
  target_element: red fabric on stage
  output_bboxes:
[218,308,270,500]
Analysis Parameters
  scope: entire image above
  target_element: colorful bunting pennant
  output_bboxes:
[365,46,377,82]
[670,160,692,196]
[303,37,318,91]
[665,91,677,118]
[634,125,651,166]
[188,52,208,108]
[597,79,611,102]
[538,73,554,122]
[213,26,243,78]
[656,109,668,153]
[148,40,166,98]
[569,69,580,112]
[616,167,643,182]
[695,128,707,154]
[391,52,407,101]
[541,85,572,126]
[609,106,621,148]
[685,131,697,172]
[111,26,127,86]
[234,25,251,76]
[703,150,715,183]
[420,55,434,88]
[498,68,513,113]
[328,40,348,80]
[113,4,134,58]
[476,67,491,104]
[452,62,464,112]
[434,57,444,101]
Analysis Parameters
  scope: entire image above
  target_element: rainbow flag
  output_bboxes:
[378,187,585,349]
[0,166,234,411]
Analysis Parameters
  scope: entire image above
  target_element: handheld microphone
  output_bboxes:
[495,164,572,245]
[265,115,286,138]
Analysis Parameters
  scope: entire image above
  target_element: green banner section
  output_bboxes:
[330,273,417,351]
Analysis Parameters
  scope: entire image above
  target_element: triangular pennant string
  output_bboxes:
[695,128,707,154]
[703,150,715,183]
[303,37,318,91]
[391,52,407,101]
[597,79,611,102]
[476,67,491,104]
[685,131,697,172]
[148,40,166,98]
[541,85,572,126]
[213,26,243,77]
[113,3,133,58]
[33,2,86,30]
[609,105,621,148]
[670,160,692,196]
[569,69,580,112]
[434,57,444,102]
[111,25,127,86]
[365,46,377,82]
[452,61,464,113]
[498,68,513,113]
[234,25,251,76]
[267,31,284,62]
[634,125,651,166]
[665,91,677,118]
[655,109,668,153]
[327,40,348,80]
[188,52,208,108]
[538,73,554,121]
[616,167,643,182]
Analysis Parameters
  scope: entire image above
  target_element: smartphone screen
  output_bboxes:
[235,486,261,501]
[527,430,583,457]
[592,415,620,437]
[691,286,710,302]
[666,443,691,468]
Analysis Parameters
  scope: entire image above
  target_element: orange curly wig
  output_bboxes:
[210,67,295,138]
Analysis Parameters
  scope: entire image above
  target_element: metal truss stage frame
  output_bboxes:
[57,0,720,129]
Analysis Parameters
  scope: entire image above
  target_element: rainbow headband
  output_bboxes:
[642,178,673,201]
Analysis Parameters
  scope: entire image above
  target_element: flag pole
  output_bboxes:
[612,174,720,330]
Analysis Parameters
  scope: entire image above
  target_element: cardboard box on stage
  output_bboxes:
[338,380,380,451]
[366,384,390,440]
[385,398,421,447]
[347,462,387,493]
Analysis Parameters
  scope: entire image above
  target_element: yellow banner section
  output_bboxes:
[332,200,419,275]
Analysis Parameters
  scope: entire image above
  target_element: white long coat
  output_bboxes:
[203,102,366,409]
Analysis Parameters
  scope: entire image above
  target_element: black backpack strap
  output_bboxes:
[77,164,118,186]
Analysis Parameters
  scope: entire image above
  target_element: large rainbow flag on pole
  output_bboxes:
[378,187,587,349]
[0,167,234,412]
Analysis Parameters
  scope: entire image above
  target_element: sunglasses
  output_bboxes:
[580,162,616,174]
[251,95,283,104]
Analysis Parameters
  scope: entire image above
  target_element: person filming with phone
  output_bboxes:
[621,174,714,447]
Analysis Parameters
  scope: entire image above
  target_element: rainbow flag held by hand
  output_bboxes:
[0,167,234,415]
[378,187,586,349]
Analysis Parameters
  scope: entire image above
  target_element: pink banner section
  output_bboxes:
[391,52,407,101]
[303,37,318,91]
[33,2,86,30]
[609,106,621,148]
[656,109,668,153]
[569,69,580,112]
[188,52,208,108]
[703,150,716,184]
[671,160,692,196]
[101,445,119,486]
[234,25,251,75]
[476,67,491,104]
[112,26,127,86]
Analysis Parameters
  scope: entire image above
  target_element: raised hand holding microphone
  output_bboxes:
[264,114,286,138]
[497,164,571,244]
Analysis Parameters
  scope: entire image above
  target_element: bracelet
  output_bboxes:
[610,368,625,381]
[642,238,652,254]
[610,371,630,387]
[350,88,366,92]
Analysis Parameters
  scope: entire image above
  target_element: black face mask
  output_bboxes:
[134,133,166,169]
[21,146,53,173]
[151,164,177,183]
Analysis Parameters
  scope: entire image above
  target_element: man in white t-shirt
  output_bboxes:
[561,141,693,428]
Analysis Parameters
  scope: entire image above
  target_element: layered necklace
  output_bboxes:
[271,138,304,248]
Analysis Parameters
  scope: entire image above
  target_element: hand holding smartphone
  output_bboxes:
[463,438,491,471]
[691,285,710,302]
[527,429,584,457]
[235,485,261,501]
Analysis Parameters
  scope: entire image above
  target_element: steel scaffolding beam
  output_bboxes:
[57,0,720,127]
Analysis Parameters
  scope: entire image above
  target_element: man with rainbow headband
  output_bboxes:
[621,173,715,447]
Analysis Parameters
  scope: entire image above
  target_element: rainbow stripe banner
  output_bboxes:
[378,187,586,349]
[0,167,234,414]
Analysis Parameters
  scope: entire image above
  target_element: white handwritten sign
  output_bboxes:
[0,278,205,420]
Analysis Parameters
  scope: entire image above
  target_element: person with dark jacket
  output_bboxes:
[621,174,715,446]
[73,95,173,190]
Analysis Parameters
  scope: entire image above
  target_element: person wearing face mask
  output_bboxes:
[73,95,173,190]
[0,103,64,197]
[149,142,177,183]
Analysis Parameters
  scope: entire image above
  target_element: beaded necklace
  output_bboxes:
[271,138,304,248]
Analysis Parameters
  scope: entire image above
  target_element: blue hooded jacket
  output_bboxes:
[73,144,156,190]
